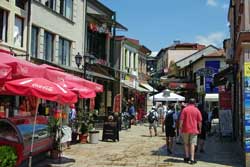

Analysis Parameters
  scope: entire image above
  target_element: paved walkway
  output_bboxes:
[35,124,243,167]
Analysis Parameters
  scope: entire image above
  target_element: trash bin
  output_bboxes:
[89,130,99,144]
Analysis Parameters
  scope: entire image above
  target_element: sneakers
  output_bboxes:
[184,157,190,163]
[184,158,197,164]
[190,160,197,164]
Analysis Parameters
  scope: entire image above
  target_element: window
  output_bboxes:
[31,26,39,58]
[14,16,24,47]
[60,0,73,19]
[86,29,106,60]
[0,9,8,42]
[15,0,26,9]
[43,31,54,62]
[45,0,56,10]
[58,37,71,66]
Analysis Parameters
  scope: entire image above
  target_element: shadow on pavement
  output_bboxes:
[150,134,243,167]
[33,156,76,167]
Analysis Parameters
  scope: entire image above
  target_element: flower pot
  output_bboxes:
[89,130,99,144]
[79,133,88,144]
[50,149,61,159]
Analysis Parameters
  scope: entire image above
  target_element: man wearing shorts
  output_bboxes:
[179,98,202,164]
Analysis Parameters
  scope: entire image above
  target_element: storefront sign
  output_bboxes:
[245,138,250,152]
[205,61,220,93]
[113,94,121,113]
[244,62,250,77]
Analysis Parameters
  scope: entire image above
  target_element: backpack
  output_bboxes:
[165,111,174,127]
[148,111,156,123]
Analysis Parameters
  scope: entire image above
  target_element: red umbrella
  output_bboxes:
[0,63,12,82]
[4,78,77,104]
[39,64,64,72]
[0,52,45,78]
[44,69,103,92]
[60,80,96,99]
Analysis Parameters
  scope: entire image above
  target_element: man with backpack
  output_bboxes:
[147,106,158,137]
[164,103,178,154]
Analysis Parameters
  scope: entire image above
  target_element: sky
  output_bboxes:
[99,0,230,53]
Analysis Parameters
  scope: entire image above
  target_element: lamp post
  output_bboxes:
[75,52,96,112]
[75,52,96,79]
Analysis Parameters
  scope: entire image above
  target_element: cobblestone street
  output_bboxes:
[35,124,243,167]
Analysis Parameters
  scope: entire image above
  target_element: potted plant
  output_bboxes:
[48,117,61,159]
[0,145,17,167]
[79,122,88,143]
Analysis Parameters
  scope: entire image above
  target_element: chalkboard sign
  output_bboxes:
[102,121,119,142]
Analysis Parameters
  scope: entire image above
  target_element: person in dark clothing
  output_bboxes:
[197,104,208,153]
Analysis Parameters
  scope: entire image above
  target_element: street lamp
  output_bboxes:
[75,52,96,79]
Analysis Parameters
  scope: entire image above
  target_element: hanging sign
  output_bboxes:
[113,94,121,113]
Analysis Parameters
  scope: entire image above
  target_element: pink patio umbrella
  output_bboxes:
[0,63,12,83]
[44,68,103,93]
[39,64,64,72]
[60,80,96,99]
[4,77,78,167]
[0,52,45,79]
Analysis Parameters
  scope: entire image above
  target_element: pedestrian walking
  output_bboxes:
[197,103,208,153]
[179,98,202,164]
[147,106,158,137]
[157,104,164,127]
[128,100,136,128]
[162,103,167,133]
[164,103,177,154]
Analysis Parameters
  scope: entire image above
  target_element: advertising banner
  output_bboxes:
[113,94,121,113]
[205,61,220,93]
[245,62,250,152]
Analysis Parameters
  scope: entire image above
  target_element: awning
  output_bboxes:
[205,93,219,102]
[136,86,150,92]
[168,82,196,89]
[121,80,135,89]
[140,83,157,92]
[86,71,115,81]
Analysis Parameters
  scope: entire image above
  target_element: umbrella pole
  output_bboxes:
[29,98,40,167]
[59,104,63,161]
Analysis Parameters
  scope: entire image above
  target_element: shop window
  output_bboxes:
[60,0,73,20]
[14,16,24,47]
[31,26,39,58]
[45,0,56,10]
[0,9,8,42]
[43,31,54,62]
[58,37,71,66]
[15,0,26,9]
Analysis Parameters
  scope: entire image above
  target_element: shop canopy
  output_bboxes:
[205,93,219,102]
[140,83,157,92]
[59,80,96,99]
[4,77,77,104]
[44,69,103,93]
[0,53,45,79]
[149,89,185,102]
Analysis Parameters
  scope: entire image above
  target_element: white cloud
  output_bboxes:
[207,0,218,7]
[195,32,225,47]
